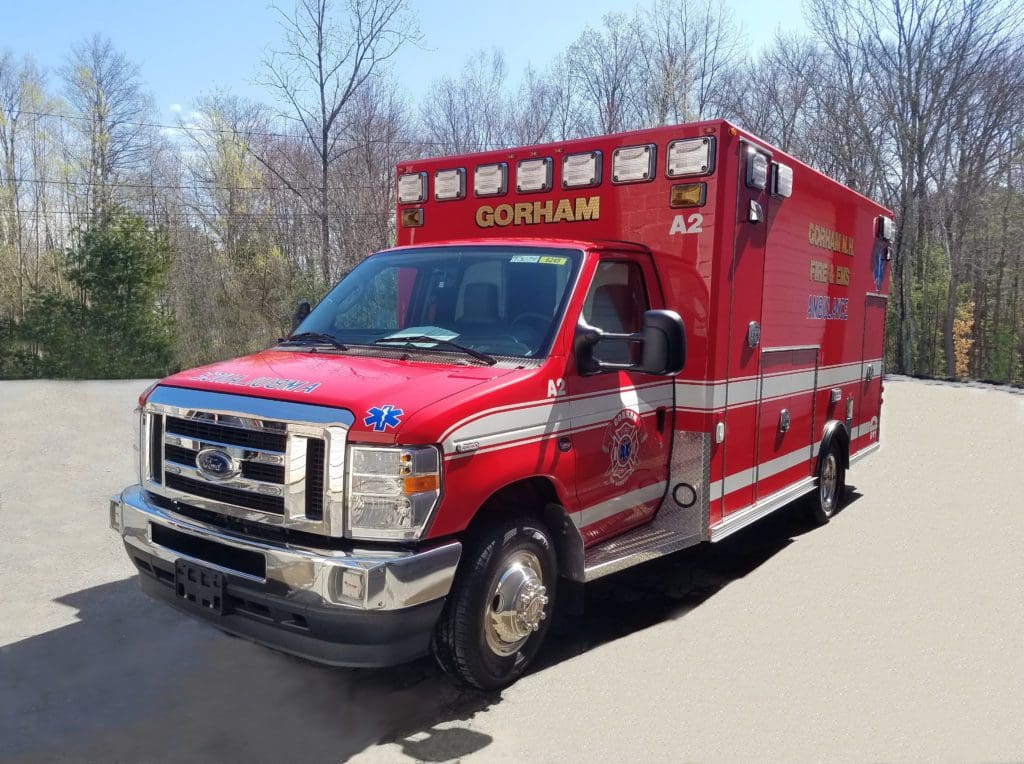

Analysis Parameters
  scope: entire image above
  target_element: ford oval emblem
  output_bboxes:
[196,447,239,482]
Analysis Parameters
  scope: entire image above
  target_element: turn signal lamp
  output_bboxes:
[401,208,424,228]
[670,182,706,208]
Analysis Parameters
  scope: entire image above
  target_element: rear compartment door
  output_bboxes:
[756,347,818,499]
[857,294,887,451]
[721,140,772,516]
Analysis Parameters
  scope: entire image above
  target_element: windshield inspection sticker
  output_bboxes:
[510,255,540,263]
[364,404,404,432]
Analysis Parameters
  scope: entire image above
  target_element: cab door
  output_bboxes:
[566,254,674,545]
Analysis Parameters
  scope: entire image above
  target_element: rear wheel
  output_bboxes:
[432,515,556,689]
[809,441,846,524]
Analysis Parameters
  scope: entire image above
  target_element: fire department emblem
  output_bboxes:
[602,409,647,486]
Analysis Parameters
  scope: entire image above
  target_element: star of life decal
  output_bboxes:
[364,404,404,432]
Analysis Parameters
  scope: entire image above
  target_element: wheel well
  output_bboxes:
[464,477,585,583]
[818,420,851,472]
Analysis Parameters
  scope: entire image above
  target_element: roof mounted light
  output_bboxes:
[667,137,714,177]
[772,163,793,198]
[516,157,553,193]
[398,172,427,204]
[434,168,465,201]
[745,148,769,190]
[562,151,602,189]
[474,163,508,197]
[612,144,656,183]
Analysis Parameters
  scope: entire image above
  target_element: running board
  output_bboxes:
[583,500,702,582]
[708,476,815,543]
[849,441,880,466]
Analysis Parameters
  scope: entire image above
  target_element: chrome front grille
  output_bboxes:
[142,386,353,537]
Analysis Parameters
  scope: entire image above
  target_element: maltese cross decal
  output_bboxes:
[364,404,404,432]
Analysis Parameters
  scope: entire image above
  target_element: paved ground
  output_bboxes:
[1,377,1022,762]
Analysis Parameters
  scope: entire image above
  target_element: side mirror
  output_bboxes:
[292,300,311,330]
[638,309,686,374]
[575,309,686,376]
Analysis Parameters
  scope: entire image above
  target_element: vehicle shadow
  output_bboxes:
[0,492,860,764]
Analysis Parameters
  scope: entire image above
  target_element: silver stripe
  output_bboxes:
[570,481,668,529]
[676,358,882,410]
[442,382,674,454]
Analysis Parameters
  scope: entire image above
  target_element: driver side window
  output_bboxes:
[582,261,649,364]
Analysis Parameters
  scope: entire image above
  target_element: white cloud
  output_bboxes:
[169,103,182,113]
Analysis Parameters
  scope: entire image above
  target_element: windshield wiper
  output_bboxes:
[279,332,348,350]
[375,335,497,365]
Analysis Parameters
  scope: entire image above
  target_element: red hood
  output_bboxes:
[160,350,518,440]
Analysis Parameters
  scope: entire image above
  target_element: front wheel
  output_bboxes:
[809,442,846,524]
[432,515,556,689]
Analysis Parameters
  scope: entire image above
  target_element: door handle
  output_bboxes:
[656,406,667,433]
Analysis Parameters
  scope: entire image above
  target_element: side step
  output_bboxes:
[582,500,702,582]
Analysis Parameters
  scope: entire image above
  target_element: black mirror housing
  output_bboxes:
[638,309,686,375]
[574,309,686,377]
[292,300,311,331]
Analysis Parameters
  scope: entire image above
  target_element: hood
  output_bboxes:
[160,350,518,440]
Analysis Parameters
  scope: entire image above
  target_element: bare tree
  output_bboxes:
[570,12,642,134]
[808,0,1015,374]
[256,0,419,283]
[636,0,743,125]
[420,48,509,153]
[61,35,156,216]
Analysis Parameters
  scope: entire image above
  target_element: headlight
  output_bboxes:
[346,445,441,541]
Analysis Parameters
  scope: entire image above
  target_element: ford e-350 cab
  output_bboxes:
[111,119,892,688]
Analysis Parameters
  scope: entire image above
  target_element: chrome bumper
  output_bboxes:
[110,484,461,611]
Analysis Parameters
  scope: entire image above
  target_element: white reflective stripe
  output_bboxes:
[676,358,882,411]
[443,359,884,454]
[438,380,669,442]
[442,382,673,454]
[570,481,668,529]
[710,416,876,499]
[675,381,727,410]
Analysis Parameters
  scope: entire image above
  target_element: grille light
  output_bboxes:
[346,445,441,541]
[398,172,427,203]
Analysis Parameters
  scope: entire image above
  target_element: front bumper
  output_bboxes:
[110,485,462,667]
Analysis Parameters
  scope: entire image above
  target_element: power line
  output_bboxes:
[9,108,446,147]
[4,174,396,192]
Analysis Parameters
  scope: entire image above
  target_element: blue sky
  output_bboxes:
[3,0,806,121]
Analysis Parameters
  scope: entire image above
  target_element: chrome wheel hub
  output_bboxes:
[484,550,549,657]
[821,453,838,512]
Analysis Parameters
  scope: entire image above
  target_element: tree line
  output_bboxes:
[1,0,1022,382]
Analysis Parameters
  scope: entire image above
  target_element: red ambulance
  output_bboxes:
[110,119,893,688]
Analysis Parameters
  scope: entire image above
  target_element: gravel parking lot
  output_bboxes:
[1,377,1022,762]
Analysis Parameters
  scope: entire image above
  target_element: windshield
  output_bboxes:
[292,246,582,360]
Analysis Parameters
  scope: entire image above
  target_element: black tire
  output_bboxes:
[432,515,557,690]
[809,441,846,525]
